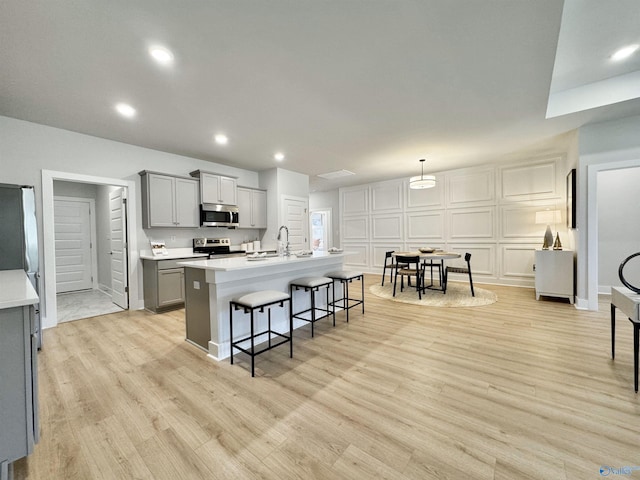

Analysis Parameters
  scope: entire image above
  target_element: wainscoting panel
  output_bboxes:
[406,211,444,240]
[371,244,403,269]
[342,243,369,267]
[341,186,369,216]
[500,160,559,201]
[501,204,558,241]
[449,207,495,240]
[342,216,369,240]
[338,157,565,286]
[447,169,495,207]
[371,181,403,212]
[406,178,445,210]
[500,245,537,278]
[371,214,403,240]
[447,244,495,276]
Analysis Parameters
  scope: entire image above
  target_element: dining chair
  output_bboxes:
[381,251,395,286]
[443,253,474,296]
[393,255,423,299]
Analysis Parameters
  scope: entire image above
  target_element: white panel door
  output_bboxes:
[110,188,129,309]
[282,196,308,252]
[54,199,93,293]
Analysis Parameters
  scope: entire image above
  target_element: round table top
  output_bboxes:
[393,251,461,260]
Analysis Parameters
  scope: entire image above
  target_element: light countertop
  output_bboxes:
[0,270,39,309]
[178,251,348,272]
[140,247,209,261]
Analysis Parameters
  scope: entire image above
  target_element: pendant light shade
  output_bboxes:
[409,159,436,189]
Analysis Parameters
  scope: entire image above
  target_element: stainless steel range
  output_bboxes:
[193,237,245,258]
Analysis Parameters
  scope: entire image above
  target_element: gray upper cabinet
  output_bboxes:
[237,187,267,229]
[140,171,199,228]
[192,171,237,205]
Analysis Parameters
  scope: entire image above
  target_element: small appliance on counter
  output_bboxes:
[193,237,246,258]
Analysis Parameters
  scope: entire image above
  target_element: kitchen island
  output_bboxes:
[0,270,39,479]
[178,252,348,360]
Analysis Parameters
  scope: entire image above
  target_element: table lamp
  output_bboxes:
[535,210,562,250]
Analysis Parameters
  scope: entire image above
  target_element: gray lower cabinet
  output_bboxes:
[143,259,186,312]
[0,305,38,480]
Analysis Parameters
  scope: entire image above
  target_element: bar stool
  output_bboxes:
[326,271,364,322]
[229,290,292,377]
[290,277,335,337]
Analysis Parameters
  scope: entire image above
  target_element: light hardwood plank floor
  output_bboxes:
[14,277,639,479]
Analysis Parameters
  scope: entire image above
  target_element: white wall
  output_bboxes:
[0,115,264,326]
[597,167,640,294]
[339,156,570,287]
[259,168,310,250]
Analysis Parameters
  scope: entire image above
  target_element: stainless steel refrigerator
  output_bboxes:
[0,183,41,347]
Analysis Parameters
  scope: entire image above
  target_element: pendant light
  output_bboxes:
[409,159,436,189]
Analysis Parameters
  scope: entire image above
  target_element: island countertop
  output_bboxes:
[178,251,348,272]
[0,270,39,309]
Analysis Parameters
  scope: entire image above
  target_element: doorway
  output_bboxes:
[310,209,332,251]
[42,171,139,330]
[52,182,128,323]
[584,157,640,310]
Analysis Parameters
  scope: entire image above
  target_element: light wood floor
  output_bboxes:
[15,277,639,480]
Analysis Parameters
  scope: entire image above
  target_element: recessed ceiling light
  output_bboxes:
[115,103,136,118]
[611,44,639,62]
[214,134,228,145]
[274,152,285,161]
[149,46,174,65]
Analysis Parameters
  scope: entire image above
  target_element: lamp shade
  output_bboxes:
[535,210,561,225]
[409,175,436,189]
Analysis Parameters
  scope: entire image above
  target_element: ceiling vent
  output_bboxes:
[317,169,355,179]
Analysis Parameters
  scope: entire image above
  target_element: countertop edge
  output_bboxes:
[0,270,39,309]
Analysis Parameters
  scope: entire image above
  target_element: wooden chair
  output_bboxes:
[443,253,474,296]
[393,255,423,299]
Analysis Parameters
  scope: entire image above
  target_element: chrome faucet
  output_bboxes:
[277,225,290,256]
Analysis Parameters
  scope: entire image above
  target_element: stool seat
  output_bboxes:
[327,270,363,280]
[290,276,335,337]
[290,276,333,288]
[233,290,290,308]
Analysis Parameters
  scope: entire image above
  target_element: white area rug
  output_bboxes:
[369,282,497,307]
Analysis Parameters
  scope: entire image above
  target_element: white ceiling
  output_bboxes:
[1,0,639,191]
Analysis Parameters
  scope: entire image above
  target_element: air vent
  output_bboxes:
[317,169,355,179]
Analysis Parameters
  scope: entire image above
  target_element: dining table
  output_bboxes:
[392,251,461,292]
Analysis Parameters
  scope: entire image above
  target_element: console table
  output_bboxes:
[610,286,640,393]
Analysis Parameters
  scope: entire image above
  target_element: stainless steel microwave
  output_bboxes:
[200,204,239,227]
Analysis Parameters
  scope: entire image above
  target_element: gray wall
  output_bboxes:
[597,167,640,293]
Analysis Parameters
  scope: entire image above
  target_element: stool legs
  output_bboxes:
[330,275,364,322]
[229,298,291,377]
